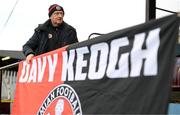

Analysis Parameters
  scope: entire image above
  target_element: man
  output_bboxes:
[23,4,78,63]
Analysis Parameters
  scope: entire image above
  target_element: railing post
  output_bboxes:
[146,0,156,22]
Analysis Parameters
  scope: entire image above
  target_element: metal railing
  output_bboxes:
[0,62,19,71]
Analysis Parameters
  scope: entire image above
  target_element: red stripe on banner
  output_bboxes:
[12,47,67,114]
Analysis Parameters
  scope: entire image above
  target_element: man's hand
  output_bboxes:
[26,54,34,64]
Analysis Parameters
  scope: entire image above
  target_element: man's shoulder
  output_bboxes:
[35,24,43,32]
[35,20,50,32]
[63,22,76,31]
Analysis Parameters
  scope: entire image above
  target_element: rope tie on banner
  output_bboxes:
[156,7,177,14]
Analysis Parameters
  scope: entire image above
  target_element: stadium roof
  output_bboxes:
[0,50,25,60]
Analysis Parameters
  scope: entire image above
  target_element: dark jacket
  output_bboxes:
[23,20,78,56]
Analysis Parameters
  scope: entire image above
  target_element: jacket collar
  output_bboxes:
[37,19,65,31]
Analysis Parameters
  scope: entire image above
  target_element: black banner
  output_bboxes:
[63,14,180,114]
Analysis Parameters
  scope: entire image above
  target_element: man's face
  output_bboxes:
[50,11,64,26]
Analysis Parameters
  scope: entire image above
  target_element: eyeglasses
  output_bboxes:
[53,11,64,16]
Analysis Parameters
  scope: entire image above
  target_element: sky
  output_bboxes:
[0,0,179,51]
[156,0,180,18]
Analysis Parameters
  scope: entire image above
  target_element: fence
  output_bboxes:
[173,57,180,88]
[0,62,18,103]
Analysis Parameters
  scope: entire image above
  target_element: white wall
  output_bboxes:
[156,0,180,18]
[0,0,146,50]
